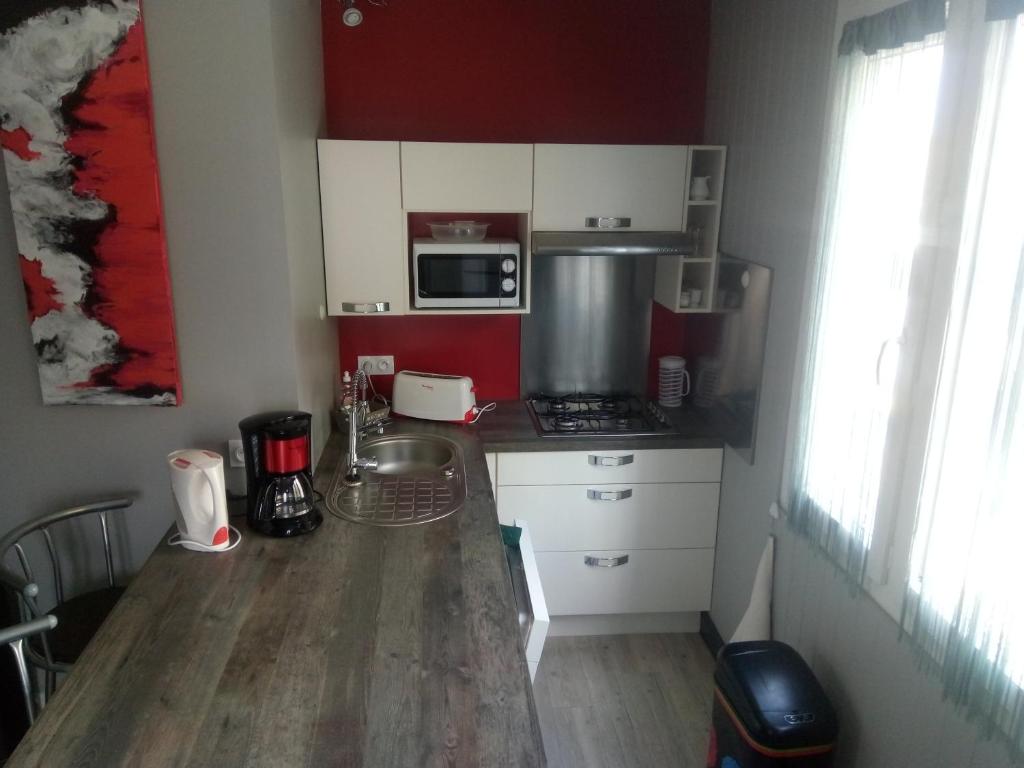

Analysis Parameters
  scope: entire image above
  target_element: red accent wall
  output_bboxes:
[337,315,521,400]
[325,0,711,397]
[323,0,710,143]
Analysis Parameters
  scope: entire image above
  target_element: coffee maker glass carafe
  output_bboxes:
[257,473,317,519]
[238,411,323,537]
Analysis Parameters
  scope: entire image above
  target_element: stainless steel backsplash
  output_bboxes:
[521,253,655,395]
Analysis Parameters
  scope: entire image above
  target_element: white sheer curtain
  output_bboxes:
[785,30,945,577]
[784,0,1024,751]
[902,9,1024,746]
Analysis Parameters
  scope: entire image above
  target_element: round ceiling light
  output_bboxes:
[342,1,363,27]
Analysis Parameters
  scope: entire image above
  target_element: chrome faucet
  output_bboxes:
[343,370,383,484]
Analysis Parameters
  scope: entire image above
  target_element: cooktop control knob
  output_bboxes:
[501,277,516,294]
[501,258,516,274]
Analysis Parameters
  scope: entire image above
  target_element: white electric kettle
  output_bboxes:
[167,449,235,552]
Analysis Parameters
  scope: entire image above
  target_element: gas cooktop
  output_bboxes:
[526,394,679,438]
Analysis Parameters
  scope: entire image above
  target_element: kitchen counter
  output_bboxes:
[8,421,545,767]
[473,399,724,453]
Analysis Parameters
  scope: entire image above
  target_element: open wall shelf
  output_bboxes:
[654,146,727,314]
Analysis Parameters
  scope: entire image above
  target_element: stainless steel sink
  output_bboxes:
[367,436,457,476]
[324,434,466,527]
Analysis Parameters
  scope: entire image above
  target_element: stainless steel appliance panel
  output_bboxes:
[521,254,654,395]
[699,255,773,464]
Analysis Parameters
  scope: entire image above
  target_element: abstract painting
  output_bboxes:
[0,0,181,405]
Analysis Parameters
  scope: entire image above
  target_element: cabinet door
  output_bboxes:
[533,144,687,231]
[318,140,406,315]
[401,142,533,211]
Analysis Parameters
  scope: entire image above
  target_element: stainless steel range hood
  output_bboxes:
[531,231,694,258]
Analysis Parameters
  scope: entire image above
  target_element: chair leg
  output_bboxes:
[45,668,56,700]
[9,638,34,725]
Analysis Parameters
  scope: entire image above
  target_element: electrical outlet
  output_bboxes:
[227,439,245,468]
[357,355,395,375]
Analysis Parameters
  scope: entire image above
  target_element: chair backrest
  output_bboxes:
[0,498,134,620]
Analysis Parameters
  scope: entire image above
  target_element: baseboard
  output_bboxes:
[699,611,725,657]
[547,611,701,637]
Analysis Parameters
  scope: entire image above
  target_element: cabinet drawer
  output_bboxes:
[496,449,722,486]
[536,548,714,615]
[496,483,719,551]
[401,142,533,211]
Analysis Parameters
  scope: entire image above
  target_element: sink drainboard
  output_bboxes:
[325,466,464,527]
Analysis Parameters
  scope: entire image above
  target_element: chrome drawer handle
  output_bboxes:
[585,216,631,229]
[587,488,633,501]
[588,454,634,467]
[585,554,629,568]
[341,301,390,314]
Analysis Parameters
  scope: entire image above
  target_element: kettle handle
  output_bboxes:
[197,466,221,522]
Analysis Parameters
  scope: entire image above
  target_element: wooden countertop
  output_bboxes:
[8,422,545,767]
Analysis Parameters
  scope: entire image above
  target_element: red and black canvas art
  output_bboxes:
[0,0,181,405]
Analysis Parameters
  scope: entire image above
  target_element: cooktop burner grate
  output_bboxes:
[526,393,678,438]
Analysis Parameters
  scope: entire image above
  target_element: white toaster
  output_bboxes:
[391,371,477,423]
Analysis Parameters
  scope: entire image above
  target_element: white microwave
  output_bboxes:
[412,238,520,309]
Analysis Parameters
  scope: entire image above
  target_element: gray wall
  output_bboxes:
[0,0,334,582]
[268,0,338,460]
[706,1,1019,765]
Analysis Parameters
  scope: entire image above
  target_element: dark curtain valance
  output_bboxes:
[987,0,1024,21]
[838,0,946,56]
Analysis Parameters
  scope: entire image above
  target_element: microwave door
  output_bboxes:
[417,254,502,308]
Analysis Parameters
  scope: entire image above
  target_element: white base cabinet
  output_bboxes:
[493,448,722,619]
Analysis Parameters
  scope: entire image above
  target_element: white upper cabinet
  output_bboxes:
[533,144,687,231]
[318,140,406,315]
[401,142,534,212]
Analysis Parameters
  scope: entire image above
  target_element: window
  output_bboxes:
[784,1,947,580]
[785,0,1024,748]
[903,8,1024,716]
[798,32,945,553]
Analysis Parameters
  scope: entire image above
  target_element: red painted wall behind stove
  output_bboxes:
[325,0,711,398]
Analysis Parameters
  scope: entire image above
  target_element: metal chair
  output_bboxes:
[1,612,57,725]
[0,498,134,699]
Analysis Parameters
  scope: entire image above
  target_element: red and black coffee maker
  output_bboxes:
[238,411,322,537]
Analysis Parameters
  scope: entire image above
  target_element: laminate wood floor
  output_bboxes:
[532,634,716,768]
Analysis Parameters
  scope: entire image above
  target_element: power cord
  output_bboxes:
[470,402,497,424]
[360,364,390,406]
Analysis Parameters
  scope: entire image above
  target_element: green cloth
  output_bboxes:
[499,524,522,548]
